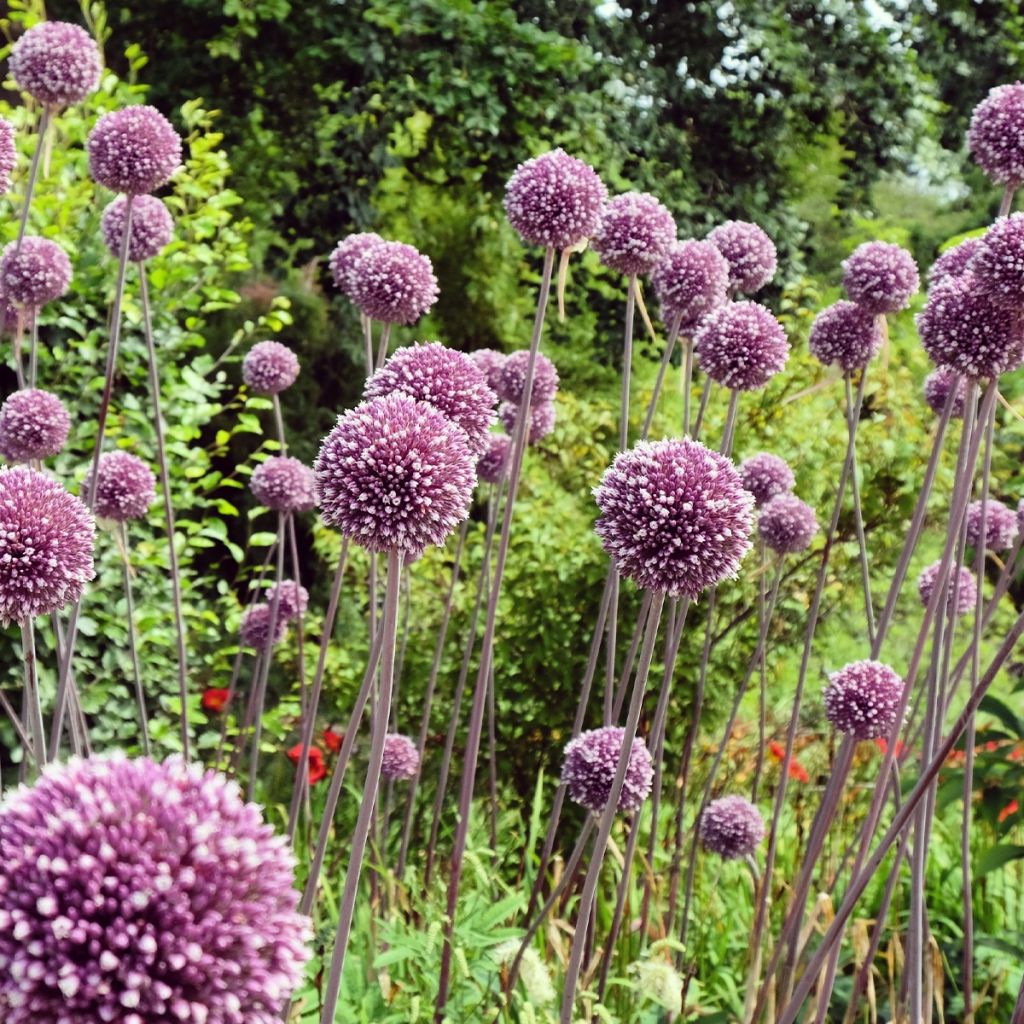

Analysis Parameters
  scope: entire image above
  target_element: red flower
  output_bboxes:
[287,743,327,784]
[767,740,809,782]
[202,688,230,713]
[999,799,1020,823]
[874,737,908,759]
[984,740,1000,753]
[768,740,786,760]
[323,726,344,754]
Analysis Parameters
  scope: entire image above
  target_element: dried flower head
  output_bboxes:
[242,340,300,395]
[240,602,286,653]
[965,498,1019,552]
[88,106,182,195]
[699,795,765,859]
[917,561,978,618]
[266,579,309,621]
[923,367,968,418]
[808,300,885,373]
[707,221,777,294]
[823,660,905,740]
[970,214,1024,309]
[350,241,439,325]
[470,348,507,391]
[593,192,676,276]
[496,349,559,406]
[929,237,984,287]
[841,241,920,314]
[633,959,683,1014]
[651,239,730,333]
[250,456,317,514]
[758,494,818,554]
[0,388,71,462]
[381,734,420,782]
[84,451,156,523]
[969,82,1024,187]
[100,194,174,263]
[476,434,510,485]
[9,21,101,109]
[499,399,556,444]
[561,726,654,814]
[693,301,789,391]
[0,118,14,196]
[493,941,555,1005]
[737,452,795,507]
[0,236,71,309]
[328,232,385,300]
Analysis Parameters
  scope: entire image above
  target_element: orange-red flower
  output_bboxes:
[201,688,230,713]
[999,799,1020,823]
[768,740,809,782]
[874,737,908,759]
[287,743,327,784]
[323,726,344,754]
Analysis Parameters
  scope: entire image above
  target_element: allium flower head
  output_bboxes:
[965,498,1019,551]
[738,452,794,507]
[243,340,300,395]
[970,214,1024,309]
[366,342,497,455]
[841,241,919,314]
[381,734,420,782]
[561,726,654,814]
[929,237,984,287]
[9,21,101,109]
[470,348,507,391]
[917,561,977,618]
[350,240,438,325]
[758,494,818,554]
[0,388,71,462]
[707,221,777,294]
[88,106,182,195]
[699,795,765,859]
[808,300,885,373]
[84,450,156,522]
[476,434,510,485]
[594,438,754,598]
[496,349,559,405]
[250,456,317,513]
[0,466,94,625]
[499,398,556,444]
[0,753,310,1023]
[923,367,967,418]
[503,148,607,250]
[240,602,286,652]
[0,236,71,308]
[0,118,15,196]
[593,192,676,276]
[823,660,905,740]
[314,394,475,554]
[693,301,789,391]
[328,232,385,300]
[651,239,730,333]
[100,194,174,263]
[266,579,309,621]
[969,83,1024,187]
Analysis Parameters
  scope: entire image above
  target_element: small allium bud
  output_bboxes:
[965,498,1019,552]
[328,232,384,300]
[100,194,174,262]
[0,236,71,309]
[496,349,559,405]
[381,734,420,782]
[823,660,905,740]
[240,602,286,652]
[250,456,317,513]
[0,388,71,462]
[808,300,885,373]
[970,214,1024,309]
[9,21,101,109]
[243,340,300,395]
[929,237,984,287]
[84,450,156,522]
[707,221,778,294]
[88,105,183,195]
[651,239,730,333]
[470,348,507,391]
[499,398,556,443]
[476,434,510,485]
[969,82,1024,187]
[594,438,754,598]
[0,117,14,196]
[561,726,654,814]
[504,148,607,250]
[917,561,977,618]
[758,494,818,554]
[350,240,439,325]
[699,795,765,859]
[693,301,789,391]
[738,452,795,507]
[593,192,676,276]
[266,579,309,620]
[841,241,920,314]
[923,367,967,418]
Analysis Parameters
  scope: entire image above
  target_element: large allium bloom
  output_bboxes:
[266,579,309,621]
[693,301,789,391]
[808,300,885,373]
[738,452,794,507]
[0,236,71,308]
[315,394,475,554]
[0,118,14,196]
[496,349,559,405]
[470,348,507,391]
[917,561,978,618]
[923,367,967,418]
[250,456,317,513]
[240,602,286,652]
[242,340,300,395]
[88,106,182,195]
[328,231,385,300]
[594,438,754,598]
[651,239,730,333]
[476,434,510,485]
[84,451,156,523]
[366,342,497,455]
[0,754,310,1024]
[758,494,818,555]
[561,726,654,814]
[823,660,905,740]
[381,734,420,782]
[971,215,1024,309]
[929,237,984,287]
[699,796,765,859]
[707,221,777,294]
[350,240,438,325]
[592,192,676,276]
[917,272,1024,379]
[503,148,607,250]
[100,194,174,263]
[969,83,1024,187]
[841,241,920,314]
[965,498,1019,552]
[0,389,71,462]
[0,466,94,626]
[499,398,556,443]
[9,21,101,109]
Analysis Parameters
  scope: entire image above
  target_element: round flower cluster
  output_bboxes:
[240,602,286,652]
[0,388,71,462]
[476,434,510,485]
[823,660,905,740]
[0,754,310,1024]
[737,452,794,507]
[923,367,968,418]
[699,795,766,859]
[496,349,559,406]
[88,105,182,195]
[328,232,384,300]
[381,734,420,782]
[917,561,978,618]
[594,437,754,598]
[100,194,174,263]
[929,237,984,287]
[693,301,789,391]
[470,348,506,391]
[841,241,920,314]
[970,214,1024,309]
[0,466,94,625]
[0,117,14,196]
[651,239,730,333]
[350,241,439,325]
[84,451,156,523]
[0,236,72,309]
[758,494,818,555]
[503,148,607,250]
[707,221,777,294]
[250,457,317,514]
[592,192,676,276]
[808,300,885,373]
[968,82,1024,187]
[965,498,1019,552]
[266,579,309,620]
[242,340,300,395]
[561,726,654,814]
[499,398,556,443]
[9,20,101,109]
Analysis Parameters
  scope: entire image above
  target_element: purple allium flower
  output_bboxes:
[328,232,385,300]
[499,398,556,444]
[250,456,317,514]
[594,438,754,598]
[823,660,905,740]
[314,394,475,554]
[100,194,174,263]
[242,340,300,395]
[0,466,94,625]
[917,272,1024,379]
[381,734,420,782]
[923,367,968,418]
[0,236,71,309]
[917,561,978,618]
[365,342,497,455]
[593,192,676,276]
[699,795,765,859]
[693,301,789,391]
[965,498,1019,552]
[470,348,507,392]
[87,106,182,195]
[476,434,510,485]
[350,240,439,325]
[841,241,920,314]
[84,451,156,523]
[561,726,654,814]
[758,494,818,555]
[1019,497,1024,535]
[266,579,309,621]
[929,237,984,288]
[496,349,559,405]
[968,83,1024,187]
[9,21,101,109]
[707,221,778,294]
[240,602,286,652]
[807,300,885,373]
[0,753,311,1024]
[737,453,795,508]
[504,148,607,250]
[651,239,730,334]
[0,389,70,462]
[0,118,15,196]
[970,215,1024,309]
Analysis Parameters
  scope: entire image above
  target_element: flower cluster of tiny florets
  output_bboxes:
[823,660,905,740]
[100,195,175,263]
[707,221,777,294]
[699,795,765,859]
[561,726,654,814]
[693,301,789,391]
[0,389,71,463]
